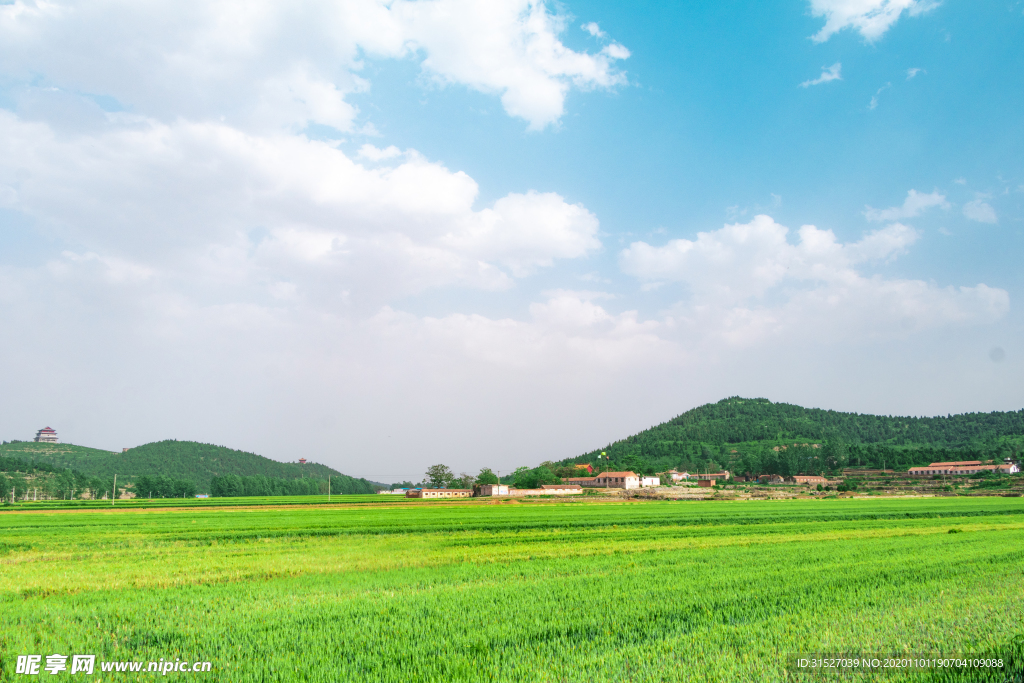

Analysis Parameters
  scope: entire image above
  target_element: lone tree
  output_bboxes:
[424,464,454,488]
[475,468,500,485]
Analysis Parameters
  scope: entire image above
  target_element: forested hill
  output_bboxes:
[644,398,1024,447]
[558,397,1024,475]
[0,440,382,493]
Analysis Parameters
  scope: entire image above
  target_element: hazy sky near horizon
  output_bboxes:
[1,0,1021,482]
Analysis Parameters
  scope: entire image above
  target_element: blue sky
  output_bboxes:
[0,0,1021,481]
[342,0,1024,317]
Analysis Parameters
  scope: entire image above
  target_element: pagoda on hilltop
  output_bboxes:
[34,426,59,443]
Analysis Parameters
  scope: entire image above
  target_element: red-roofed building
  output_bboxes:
[908,461,1018,476]
[540,484,583,495]
[34,427,58,444]
[787,475,829,485]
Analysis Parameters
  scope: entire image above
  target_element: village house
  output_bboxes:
[787,475,829,485]
[405,488,473,499]
[563,476,598,487]
[662,470,690,482]
[640,476,661,487]
[34,427,58,443]
[908,461,1019,476]
[696,471,730,481]
[573,463,595,474]
[758,474,784,484]
[476,484,510,496]
[696,479,716,488]
[593,471,640,489]
[377,488,410,494]
[540,484,583,495]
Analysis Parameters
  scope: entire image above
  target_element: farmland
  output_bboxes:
[1,497,1023,681]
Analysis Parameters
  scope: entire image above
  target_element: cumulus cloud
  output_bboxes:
[809,0,940,43]
[619,215,1006,345]
[963,199,998,224]
[0,112,599,304]
[864,189,949,221]
[800,62,842,87]
[0,0,629,132]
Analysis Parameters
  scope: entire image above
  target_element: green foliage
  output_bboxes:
[210,473,377,497]
[556,397,1024,477]
[0,440,382,493]
[475,468,500,485]
[135,475,197,498]
[424,464,455,488]
[513,465,560,489]
[974,477,1012,490]
[0,498,1022,680]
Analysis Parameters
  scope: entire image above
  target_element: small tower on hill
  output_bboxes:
[34,427,59,443]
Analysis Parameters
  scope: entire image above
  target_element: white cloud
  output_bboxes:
[0,112,600,304]
[358,144,404,161]
[619,215,1005,345]
[0,0,1015,482]
[869,82,891,109]
[372,290,672,370]
[800,62,842,88]
[582,22,605,38]
[864,189,949,221]
[0,0,629,132]
[809,0,940,43]
[906,67,925,79]
[963,199,998,224]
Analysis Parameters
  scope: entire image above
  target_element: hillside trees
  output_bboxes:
[135,475,197,498]
[512,466,560,489]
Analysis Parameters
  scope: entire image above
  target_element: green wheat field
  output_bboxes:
[1,496,1023,681]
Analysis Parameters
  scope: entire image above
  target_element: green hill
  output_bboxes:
[0,439,382,493]
[555,397,1024,476]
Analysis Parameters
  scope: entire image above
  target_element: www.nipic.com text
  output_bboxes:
[16,654,212,675]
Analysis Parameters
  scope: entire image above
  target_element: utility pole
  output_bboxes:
[112,474,117,506]
[328,476,331,503]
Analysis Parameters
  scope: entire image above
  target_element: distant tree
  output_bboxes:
[475,468,500,485]
[618,454,652,476]
[512,466,537,489]
[424,464,454,488]
[822,440,849,472]
[533,467,560,485]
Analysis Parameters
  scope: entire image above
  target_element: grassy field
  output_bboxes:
[1,497,1022,682]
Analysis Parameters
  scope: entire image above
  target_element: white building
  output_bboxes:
[34,427,58,443]
[593,471,640,489]
[640,476,661,487]
[477,484,510,496]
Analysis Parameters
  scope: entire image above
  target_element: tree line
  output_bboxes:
[1,456,121,501]
[209,473,378,497]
